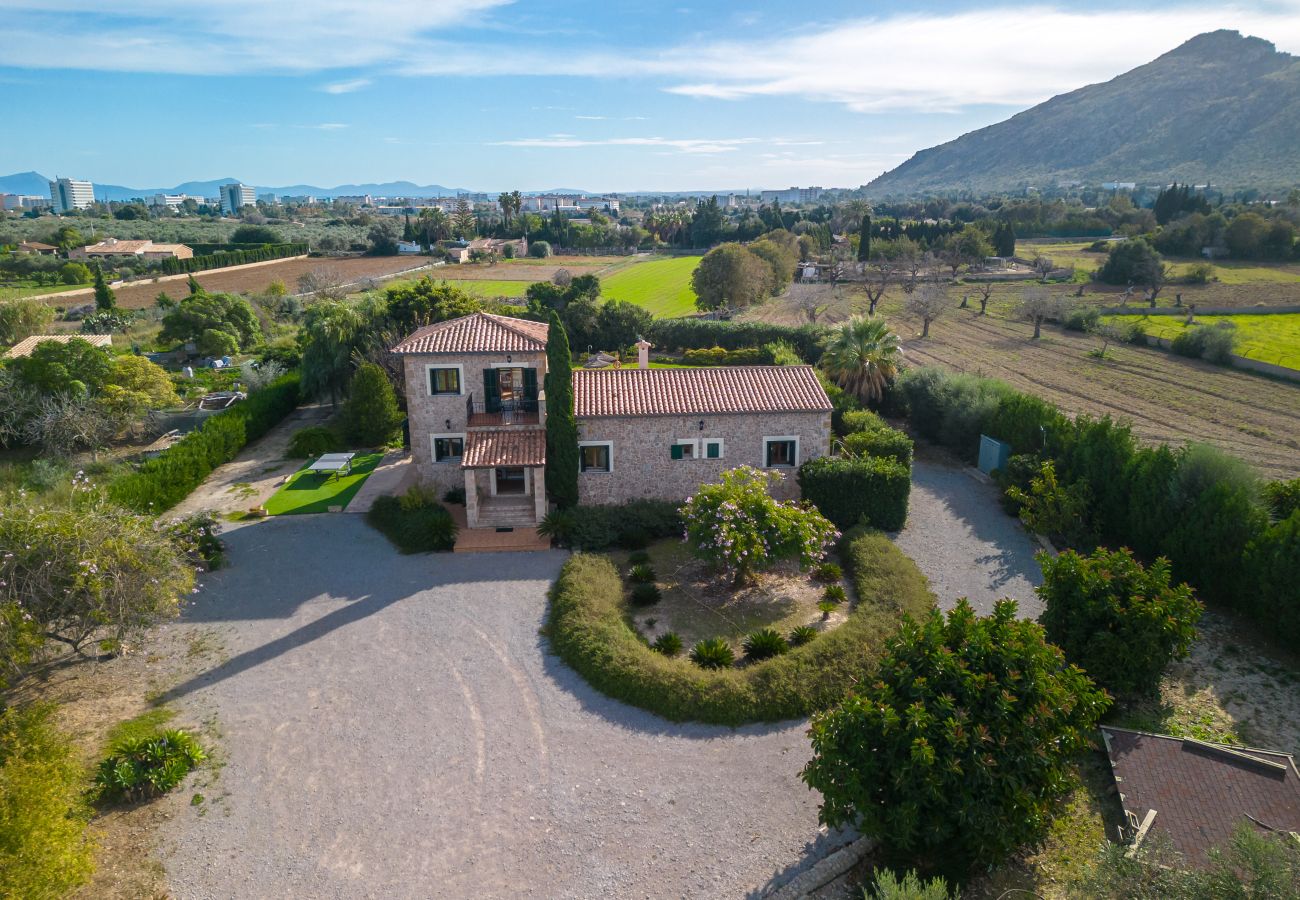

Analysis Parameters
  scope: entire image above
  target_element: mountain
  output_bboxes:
[865,30,1300,196]
[0,171,54,195]
[0,174,483,201]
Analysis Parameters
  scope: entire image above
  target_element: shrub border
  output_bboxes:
[544,528,934,725]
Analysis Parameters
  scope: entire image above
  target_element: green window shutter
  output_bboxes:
[483,368,500,413]
[671,444,683,460]
[706,442,720,459]
[522,367,538,402]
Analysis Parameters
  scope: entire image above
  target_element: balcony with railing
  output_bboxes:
[466,392,542,427]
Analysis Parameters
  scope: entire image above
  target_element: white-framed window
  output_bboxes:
[579,441,613,473]
[426,364,464,396]
[763,435,800,468]
[703,438,724,460]
[670,438,698,461]
[431,432,465,463]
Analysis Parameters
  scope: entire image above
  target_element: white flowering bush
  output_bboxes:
[0,474,194,682]
[681,466,839,586]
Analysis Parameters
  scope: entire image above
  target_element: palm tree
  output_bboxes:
[820,316,902,405]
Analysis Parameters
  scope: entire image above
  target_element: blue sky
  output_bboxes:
[2,0,1298,192]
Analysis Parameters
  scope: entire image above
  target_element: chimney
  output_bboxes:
[635,338,652,370]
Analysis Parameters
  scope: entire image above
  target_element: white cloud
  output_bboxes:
[491,136,763,154]
[574,115,607,120]
[300,123,349,130]
[322,78,371,94]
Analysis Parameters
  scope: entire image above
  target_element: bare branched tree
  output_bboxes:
[903,282,949,338]
[23,394,124,460]
[788,285,829,325]
[976,282,995,316]
[1016,286,1071,339]
[1031,254,1056,282]
[1088,320,1131,359]
[297,267,349,301]
[864,262,892,315]
[1143,263,1173,306]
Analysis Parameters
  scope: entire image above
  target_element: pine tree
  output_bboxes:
[857,214,871,262]
[995,221,1017,258]
[544,310,579,509]
[341,362,403,446]
[92,266,116,310]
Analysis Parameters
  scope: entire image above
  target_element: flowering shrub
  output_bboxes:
[681,467,838,586]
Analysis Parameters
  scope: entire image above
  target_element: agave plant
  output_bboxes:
[789,625,819,647]
[689,638,736,670]
[651,632,684,656]
[743,628,789,661]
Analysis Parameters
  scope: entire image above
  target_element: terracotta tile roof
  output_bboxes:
[390,312,548,354]
[1101,726,1300,867]
[573,365,832,418]
[462,429,546,468]
[5,334,113,358]
[79,239,153,254]
[17,241,56,251]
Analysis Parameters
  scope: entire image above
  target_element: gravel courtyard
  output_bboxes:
[892,457,1045,619]
[159,516,844,899]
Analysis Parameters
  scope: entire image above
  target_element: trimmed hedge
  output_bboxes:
[798,455,910,531]
[681,346,766,366]
[109,372,300,513]
[540,500,682,551]
[841,427,913,467]
[544,528,934,725]
[152,243,307,276]
[647,319,828,364]
[365,495,457,553]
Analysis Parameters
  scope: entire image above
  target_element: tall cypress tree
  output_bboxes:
[544,310,579,510]
[92,266,116,310]
[857,214,872,262]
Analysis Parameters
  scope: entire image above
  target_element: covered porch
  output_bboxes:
[461,430,548,529]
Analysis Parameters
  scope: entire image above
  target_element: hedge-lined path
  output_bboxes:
[159,516,852,898]
[892,455,1045,619]
[168,402,330,519]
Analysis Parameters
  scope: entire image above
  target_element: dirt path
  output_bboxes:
[169,403,331,519]
[157,517,849,898]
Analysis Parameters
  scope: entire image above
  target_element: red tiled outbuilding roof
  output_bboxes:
[1101,726,1300,867]
[391,313,548,355]
[573,366,832,418]
[4,334,113,358]
[462,429,546,468]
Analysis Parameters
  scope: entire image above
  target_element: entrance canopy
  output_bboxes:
[462,430,546,469]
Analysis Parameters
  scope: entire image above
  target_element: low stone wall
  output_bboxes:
[1146,335,1300,383]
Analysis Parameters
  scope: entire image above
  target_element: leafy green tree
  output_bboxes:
[527,240,551,258]
[1244,510,1300,647]
[51,225,84,252]
[594,299,653,352]
[0,297,56,344]
[544,310,579,509]
[993,220,1017,257]
[230,224,283,244]
[6,337,114,396]
[299,300,363,407]
[1097,238,1164,287]
[58,262,91,285]
[1038,547,1201,696]
[160,292,261,351]
[803,599,1109,871]
[682,466,838,586]
[384,277,481,332]
[691,243,771,312]
[341,362,403,445]
[198,328,239,358]
[820,316,902,406]
[92,266,116,311]
[367,220,400,256]
[113,202,149,221]
[749,237,798,295]
[688,196,726,248]
[101,355,180,417]
[857,214,871,262]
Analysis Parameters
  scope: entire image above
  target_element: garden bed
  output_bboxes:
[544,528,934,725]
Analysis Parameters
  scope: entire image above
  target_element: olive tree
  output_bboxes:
[903,282,948,338]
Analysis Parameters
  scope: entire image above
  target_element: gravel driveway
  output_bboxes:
[160,517,844,898]
[891,458,1045,619]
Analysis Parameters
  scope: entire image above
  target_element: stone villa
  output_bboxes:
[392,312,832,529]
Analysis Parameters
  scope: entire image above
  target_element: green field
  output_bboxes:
[1106,312,1300,369]
[0,282,85,302]
[1019,240,1300,285]
[601,255,700,317]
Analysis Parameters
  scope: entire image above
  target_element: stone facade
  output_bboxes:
[403,349,547,494]
[574,410,831,505]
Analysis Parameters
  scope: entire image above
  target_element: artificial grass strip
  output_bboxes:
[264,452,383,515]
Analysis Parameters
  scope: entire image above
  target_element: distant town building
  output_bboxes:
[257,192,278,204]
[1102,182,1137,191]
[219,183,257,215]
[49,177,95,212]
[151,193,201,210]
[16,241,57,255]
[280,195,316,205]
[1,193,51,211]
[758,186,823,205]
[69,238,194,261]
[396,240,423,254]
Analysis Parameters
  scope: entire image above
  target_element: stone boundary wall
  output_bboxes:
[1145,335,1300,383]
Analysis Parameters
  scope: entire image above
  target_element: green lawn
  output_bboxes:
[1018,241,1300,285]
[1106,312,1300,369]
[265,452,383,515]
[601,255,701,317]
[0,282,85,302]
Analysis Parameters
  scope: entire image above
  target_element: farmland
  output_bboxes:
[746,285,1300,480]
[600,254,701,317]
[37,255,433,310]
[0,281,84,302]
[1105,312,1300,369]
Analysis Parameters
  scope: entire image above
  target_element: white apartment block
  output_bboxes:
[758,186,823,205]
[219,183,257,215]
[49,177,95,212]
